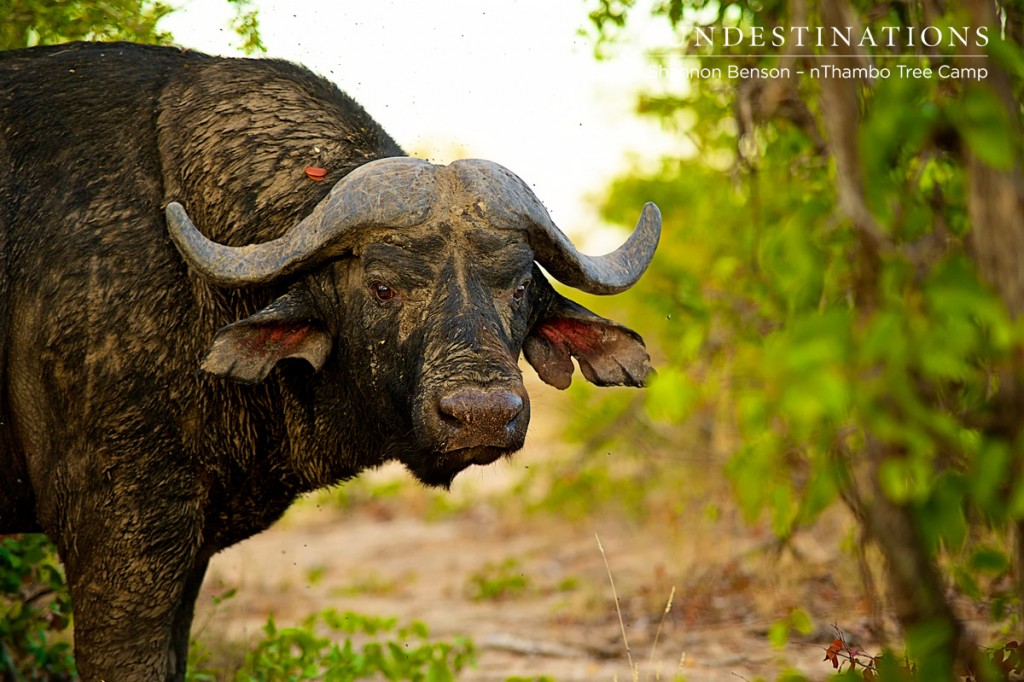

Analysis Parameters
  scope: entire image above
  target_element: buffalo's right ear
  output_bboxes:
[202,288,332,384]
[523,291,652,390]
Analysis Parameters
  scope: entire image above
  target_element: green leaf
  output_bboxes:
[916,471,967,552]
[768,620,789,648]
[876,460,908,503]
[789,607,814,636]
[645,366,698,423]
[970,439,1011,518]
[905,619,956,680]
[770,483,796,537]
[970,547,1010,574]
[954,86,1016,170]
[987,36,1024,79]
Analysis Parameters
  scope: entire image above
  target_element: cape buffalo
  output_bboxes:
[0,42,660,680]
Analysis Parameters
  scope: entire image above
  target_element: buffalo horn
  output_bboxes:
[165,157,437,288]
[529,201,661,295]
[450,159,661,295]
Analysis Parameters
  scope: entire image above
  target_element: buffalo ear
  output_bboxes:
[523,292,652,390]
[202,289,332,384]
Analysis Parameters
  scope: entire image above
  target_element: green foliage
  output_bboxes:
[188,572,475,680]
[0,0,173,49]
[767,608,814,649]
[0,534,75,680]
[226,0,264,53]
[581,0,1024,677]
[465,558,531,601]
[332,570,403,597]
[514,452,650,521]
[217,610,475,682]
[0,0,263,52]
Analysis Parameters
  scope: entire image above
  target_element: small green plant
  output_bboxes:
[187,586,244,680]
[305,565,327,587]
[465,558,531,602]
[555,576,579,592]
[185,639,221,682]
[332,571,404,597]
[768,608,815,649]
[0,534,75,680]
[233,609,475,681]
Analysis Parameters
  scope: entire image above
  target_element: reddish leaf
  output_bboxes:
[305,166,328,181]
[824,638,843,669]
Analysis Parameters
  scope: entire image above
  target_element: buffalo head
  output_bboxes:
[166,157,660,486]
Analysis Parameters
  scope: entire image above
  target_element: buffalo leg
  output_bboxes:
[56,499,202,682]
[168,557,209,682]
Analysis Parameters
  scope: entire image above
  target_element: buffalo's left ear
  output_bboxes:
[202,288,332,384]
[523,291,652,390]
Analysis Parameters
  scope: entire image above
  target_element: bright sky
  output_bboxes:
[161,0,681,247]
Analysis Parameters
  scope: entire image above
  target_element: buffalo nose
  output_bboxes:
[438,388,524,432]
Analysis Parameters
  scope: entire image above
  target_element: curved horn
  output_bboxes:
[165,157,438,288]
[528,202,661,295]
[450,159,661,295]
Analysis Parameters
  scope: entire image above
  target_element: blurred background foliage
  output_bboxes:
[0,0,262,52]
[566,0,1024,678]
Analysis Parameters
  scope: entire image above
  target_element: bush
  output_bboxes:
[0,534,75,680]
[191,609,476,682]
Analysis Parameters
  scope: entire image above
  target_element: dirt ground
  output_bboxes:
[194,502,852,681]
[191,385,866,682]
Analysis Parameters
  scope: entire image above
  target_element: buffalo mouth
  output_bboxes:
[405,444,522,488]
[447,443,512,467]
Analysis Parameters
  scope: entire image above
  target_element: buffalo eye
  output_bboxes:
[512,281,529,304]
[370,281,395,303]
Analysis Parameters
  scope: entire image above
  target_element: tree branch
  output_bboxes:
[817,1,893,259]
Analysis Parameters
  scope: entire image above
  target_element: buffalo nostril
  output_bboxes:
[438,389,524,430]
